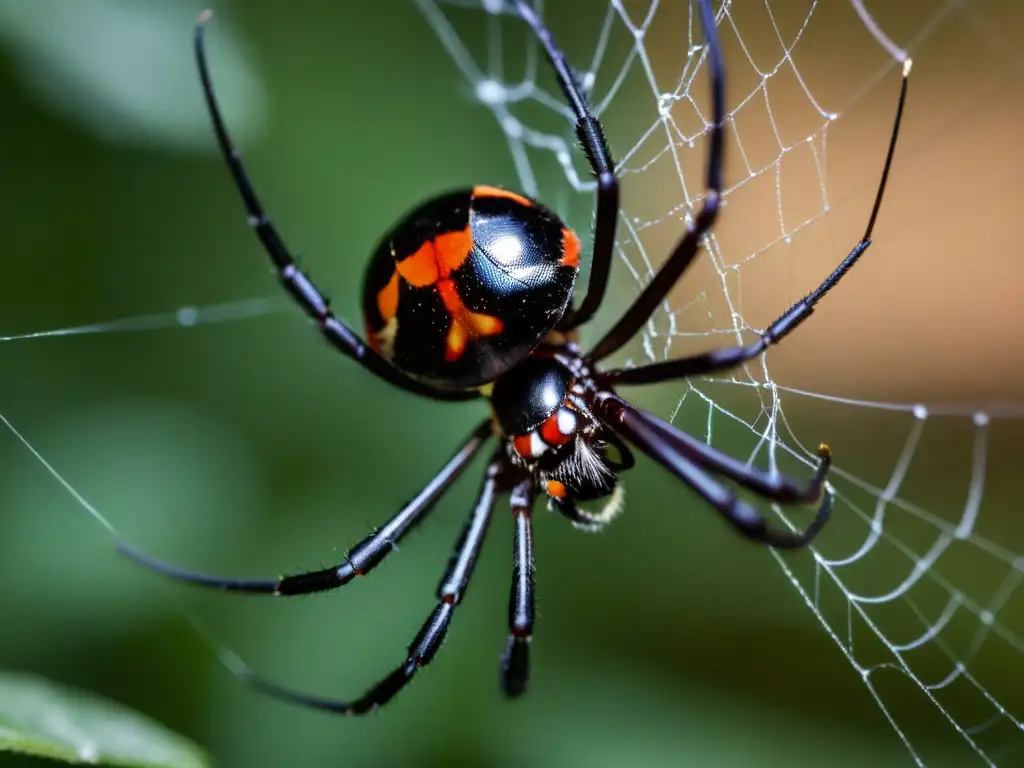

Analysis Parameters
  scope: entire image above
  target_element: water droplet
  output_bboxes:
[657,92,674,117]
[475,79,505,105]
[177,307,198,326]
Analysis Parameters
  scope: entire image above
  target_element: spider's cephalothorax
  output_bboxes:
[362,187,580,389]
[122,3,911,716]
[490,353,634,530]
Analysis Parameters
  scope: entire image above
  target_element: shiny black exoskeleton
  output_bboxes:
[490,356,572,434]
[361,185,580,390]
[120,0,909,719]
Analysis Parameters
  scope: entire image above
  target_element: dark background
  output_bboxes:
[1,1,1022,766]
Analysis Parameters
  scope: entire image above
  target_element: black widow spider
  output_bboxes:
[120,1,911,713]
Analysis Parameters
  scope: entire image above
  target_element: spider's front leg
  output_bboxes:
[118,420,492,594]
[194,13,474,402]
[594,393,831,549]
[514,1,619,331]
[596,59,912,390]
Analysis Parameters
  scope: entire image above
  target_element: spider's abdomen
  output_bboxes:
[362,186,580,390]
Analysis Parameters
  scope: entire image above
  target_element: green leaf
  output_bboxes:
[0,672,210,767]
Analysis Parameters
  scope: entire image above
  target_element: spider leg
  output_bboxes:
[597,59,912,388]
[194,14,473,402]
[234,458,503,714]
[514,2,618,331]
[594,394,830,549]
[605,402,830,505]
[586,0,724,362]
[501,477,536,697]
[117,420,492,594]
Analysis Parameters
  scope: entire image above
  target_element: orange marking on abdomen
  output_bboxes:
[434,227,473,276]
[396,227,472,288]
[376,271,400,321]
[473,185,533,208]
[397,242,440,287]
[437,279,503,362]
[560,227,581,269]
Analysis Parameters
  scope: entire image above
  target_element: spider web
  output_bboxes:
[1,1,1022,765]
[412,0,1024,765]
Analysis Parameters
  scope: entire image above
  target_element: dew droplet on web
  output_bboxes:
[475,78,505,105]
[657,92,674,117]
[176,306,199,327]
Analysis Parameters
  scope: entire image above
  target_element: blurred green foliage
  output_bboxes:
[0,2,1018,767]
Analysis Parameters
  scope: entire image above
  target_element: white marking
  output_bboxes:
[556,407,578,436]
[529,431,548,458]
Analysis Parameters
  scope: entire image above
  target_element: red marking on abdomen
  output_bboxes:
[560,227,581,269]
[434,228,473,275]
[376,271,400,321]
[396,227,473,287]
[473,185,533,208]
[391,224,501,363]
[437,279,504,362]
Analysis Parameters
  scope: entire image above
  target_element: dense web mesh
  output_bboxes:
[413,0,1024,765]
[2,1,1023,765]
